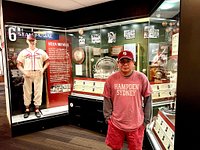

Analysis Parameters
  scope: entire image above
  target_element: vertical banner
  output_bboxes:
[46,36,72,107]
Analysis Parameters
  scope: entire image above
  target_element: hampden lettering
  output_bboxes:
[114,84,139,90]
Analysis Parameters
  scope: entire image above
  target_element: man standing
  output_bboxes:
[17,34,49,118]
[103,50,152,150]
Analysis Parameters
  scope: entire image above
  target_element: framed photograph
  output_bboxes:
[124,29,135,39]
[79,36,85,45]
[111,46,123,56]
[123,43,136,61]
[108,31,116,43]
[144,26,159,38]
[149,43,160,63]
[91,33,101,44]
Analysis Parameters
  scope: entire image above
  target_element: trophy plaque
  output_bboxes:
[93,56,118,79]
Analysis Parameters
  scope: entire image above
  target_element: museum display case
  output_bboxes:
[2,0,179,141]
[67,0,180,148]
[67,18,151,132]
[146,0,179,149]
[4,24,73,135]
[149,107,175,150]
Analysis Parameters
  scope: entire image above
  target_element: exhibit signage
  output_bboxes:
[46,36,72,107]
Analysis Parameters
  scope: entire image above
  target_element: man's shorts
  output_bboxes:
[105,120,145,150]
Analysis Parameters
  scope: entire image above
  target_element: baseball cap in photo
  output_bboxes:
[26,34,36,40]
[118,50,134,61]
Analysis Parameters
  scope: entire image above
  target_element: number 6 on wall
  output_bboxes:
[8,27,17,41]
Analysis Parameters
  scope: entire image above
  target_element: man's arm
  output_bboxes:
[143,95,153,126]
[17,62,30,78]
[103,97,113,124]
[41,59,50,73]
[17,62,25,74]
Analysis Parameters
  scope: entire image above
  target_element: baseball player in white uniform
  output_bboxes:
[17,34,49,118]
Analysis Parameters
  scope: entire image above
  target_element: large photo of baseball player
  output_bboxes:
[16,34,49,118]
[6,25,72,121]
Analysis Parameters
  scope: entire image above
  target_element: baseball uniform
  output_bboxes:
[17,48,49,106]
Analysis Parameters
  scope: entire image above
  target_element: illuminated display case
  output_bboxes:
[67,0,179,145]
[67,18,151,132]
[151,108,175,150]
[4,25,72,134]
[67,14,178,104]
[2,0,179,139]
[68,19,149,80]
[146,0,179,149]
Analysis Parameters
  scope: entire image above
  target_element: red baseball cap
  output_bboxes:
[26,34,36,40]
[118,50,134,61]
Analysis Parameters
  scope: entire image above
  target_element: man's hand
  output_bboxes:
[23,71,30,78]
[39,68,44,74]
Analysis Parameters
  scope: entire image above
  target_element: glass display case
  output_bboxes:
[67,18,150,98]
[67,14,178,105]
[67,0,180,147]
[146,0,180,149]
[3,0,179,140]
[5,25,72,128]
[67,18,152,133]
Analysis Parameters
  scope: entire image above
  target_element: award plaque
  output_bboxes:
[72,47,85,64]
[111,46,123,56]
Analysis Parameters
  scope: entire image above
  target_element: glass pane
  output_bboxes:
[5,24,72,123]
[66,18,150,96]
[147,0,180,149]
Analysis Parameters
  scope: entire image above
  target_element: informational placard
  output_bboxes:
[172,33,179,56]
[46,36,72,107]
[124,43,136,61]
[111,46,123,56]
[73,78,105,95]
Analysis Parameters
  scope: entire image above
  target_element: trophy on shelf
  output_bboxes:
[93,56,118,79]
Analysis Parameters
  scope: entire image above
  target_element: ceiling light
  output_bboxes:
[160,3,173,10]
[166,0,179,3]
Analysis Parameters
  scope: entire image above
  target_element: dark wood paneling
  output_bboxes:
[175,0,200,149]
[63,0,150,28]
[2,1,64,28]
[2,0,163,28]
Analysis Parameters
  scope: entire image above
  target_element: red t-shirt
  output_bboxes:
[103,71,152,131]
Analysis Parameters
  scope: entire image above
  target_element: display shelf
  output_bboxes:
[73,77,105,96]
[71,92,103,101]
[72,78,176,106]
[146,108,175,150]
[12,105,68,124]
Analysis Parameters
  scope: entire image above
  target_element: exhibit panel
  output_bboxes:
[4,24,73,131]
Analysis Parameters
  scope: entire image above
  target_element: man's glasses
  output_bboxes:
[119,59,133,65]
